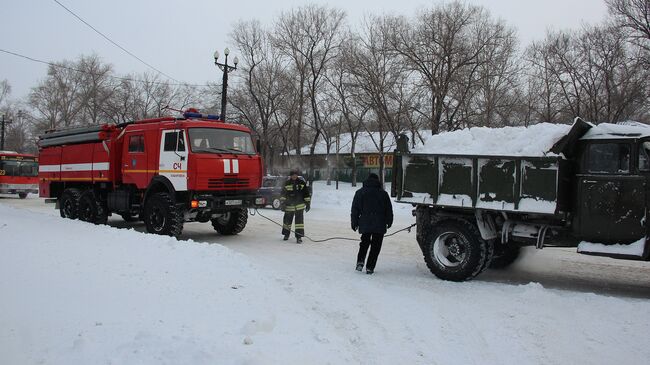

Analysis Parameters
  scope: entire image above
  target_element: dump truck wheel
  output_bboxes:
[18,192,28,199]
[212,208,248,235]
[59,188,82,219]
[423,219,489,282]
[78,191,108,225]
[489,246,521,269]
[272,198,282,210]
[144,192,183,237]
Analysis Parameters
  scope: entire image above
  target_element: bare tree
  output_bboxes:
[272,4,346,180]
[607,0,650,60]
[0,79,10,107]
[387,2,510,134]
[230,19,288,172]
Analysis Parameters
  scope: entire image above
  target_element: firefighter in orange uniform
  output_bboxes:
[280,169,311,243]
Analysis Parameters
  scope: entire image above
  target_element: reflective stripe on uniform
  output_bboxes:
[294,224,304,228]
[304,197,311,202]
[285,185,294,191]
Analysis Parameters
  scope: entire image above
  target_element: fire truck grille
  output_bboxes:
[207,178,250,189]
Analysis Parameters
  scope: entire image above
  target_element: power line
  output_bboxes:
[52,0,181,84]
[0,48,213,88]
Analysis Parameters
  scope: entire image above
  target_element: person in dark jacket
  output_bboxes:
[280,169,311,243]
[350,173,393,274]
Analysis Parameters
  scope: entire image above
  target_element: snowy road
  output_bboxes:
[2,183,650,364]
[3,189,650,300]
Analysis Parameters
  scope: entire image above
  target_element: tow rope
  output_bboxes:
[250,208,417,243]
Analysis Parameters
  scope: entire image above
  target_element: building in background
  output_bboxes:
[279,131,425,183]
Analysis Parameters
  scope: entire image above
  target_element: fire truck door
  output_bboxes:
[159,130,188,191]
[123,133,149,188]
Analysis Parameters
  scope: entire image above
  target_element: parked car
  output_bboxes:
[259,176,286,209]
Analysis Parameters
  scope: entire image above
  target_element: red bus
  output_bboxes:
[0,151,39,199]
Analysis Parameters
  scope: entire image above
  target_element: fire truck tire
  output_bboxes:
[211,208,248,235]
[59,188,82,219]
[144,192,183,237]
[78,191,108,225]
[272,198,282,210]
[18,193,28,199]
[489,245,521,269]
[422,219,490,282]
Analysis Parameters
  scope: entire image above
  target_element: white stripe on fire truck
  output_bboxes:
[232,159,239,173]
[38,163,110,173]
[224,159,231,174]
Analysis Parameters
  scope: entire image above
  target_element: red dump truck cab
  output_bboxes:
[0,151,39,198]
[38,110,265,237]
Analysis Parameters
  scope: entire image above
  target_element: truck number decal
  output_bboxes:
[173,162,182,170]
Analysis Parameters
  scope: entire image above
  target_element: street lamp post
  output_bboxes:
[213,48,239,121]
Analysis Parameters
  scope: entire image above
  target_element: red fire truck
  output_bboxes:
[38,110,265,237]
[0,151,39,198]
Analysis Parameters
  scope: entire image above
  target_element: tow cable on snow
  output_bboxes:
[250,208,417,243]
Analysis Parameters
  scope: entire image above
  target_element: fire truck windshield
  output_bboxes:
[0,159,38,177]
[188,128,255,155]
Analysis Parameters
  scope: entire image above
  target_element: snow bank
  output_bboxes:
[578,238,646,257]
[2,200,650,365]
[413,123,571,156]
[0,205,352,364]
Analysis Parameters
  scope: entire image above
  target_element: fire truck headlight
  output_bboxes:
[191,200,199,208]
[199,200,208,208]
[255,197,265,205]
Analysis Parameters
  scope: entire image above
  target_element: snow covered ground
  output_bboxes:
[1,182,650,365]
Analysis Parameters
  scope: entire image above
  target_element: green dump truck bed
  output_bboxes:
[392,151,570,216]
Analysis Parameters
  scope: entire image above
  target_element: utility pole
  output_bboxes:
[0,114,11,151]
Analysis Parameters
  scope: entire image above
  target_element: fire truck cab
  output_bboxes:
[38,110,265,237]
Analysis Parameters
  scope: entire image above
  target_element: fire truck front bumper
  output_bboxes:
[0,183,39,195]
[191,194,267,212]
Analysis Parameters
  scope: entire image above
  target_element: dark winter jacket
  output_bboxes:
[280,177,311,209]
[351,177,394,234]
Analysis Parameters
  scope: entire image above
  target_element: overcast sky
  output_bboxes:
[1,0,609,101]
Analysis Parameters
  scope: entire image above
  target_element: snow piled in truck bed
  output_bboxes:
[413,123,571,156]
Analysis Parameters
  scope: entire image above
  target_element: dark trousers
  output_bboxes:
[282,209,304,238]
[357,233,384,270]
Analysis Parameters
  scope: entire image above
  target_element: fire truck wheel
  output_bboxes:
[59,188,82,219]
[422,219,490,282]
[144,192,183,237]
[78,191,108,225]
[272,198,282,210]
[211,208,248,235]
[18,193,28,199]
[489,245,521,269]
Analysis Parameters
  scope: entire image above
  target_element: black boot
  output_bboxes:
[296,237,303,244]
[283,234,289,241]
[356,263,363,272]
[366,269,374,275]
